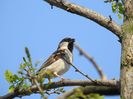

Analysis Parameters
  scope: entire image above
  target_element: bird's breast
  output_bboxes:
[45,59,70,76]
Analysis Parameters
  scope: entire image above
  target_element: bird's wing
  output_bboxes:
[37,50,65,73]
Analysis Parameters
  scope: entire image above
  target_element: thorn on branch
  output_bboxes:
[109,15,112,21]
[51,4,54,9]
[118,38,122,43]
[75,69,79,72]
[108,15,112,24]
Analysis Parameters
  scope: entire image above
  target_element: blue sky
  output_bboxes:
[0,0,122,99]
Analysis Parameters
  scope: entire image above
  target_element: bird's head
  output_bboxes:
[58,37,75,52]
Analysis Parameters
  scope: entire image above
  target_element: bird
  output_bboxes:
[36,37,75,82]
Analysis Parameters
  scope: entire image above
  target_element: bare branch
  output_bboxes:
[43,0,122,38]
[58,86,119,99]
[61,54,96,83]
[1,80,119,99]
[70,63,96,83]
[74,43,107,80]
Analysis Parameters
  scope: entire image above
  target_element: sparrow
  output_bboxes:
[36,37,75,82]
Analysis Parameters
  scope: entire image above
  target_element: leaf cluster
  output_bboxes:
[4,47,35,93]
[67,89,104,99]
[105,0,124,19]
[4,47,66,98]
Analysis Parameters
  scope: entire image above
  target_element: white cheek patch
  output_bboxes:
[59,42,69,49]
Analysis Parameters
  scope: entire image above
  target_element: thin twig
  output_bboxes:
[74,43,107,80]
[24,67,46,98]
[70,63,96,83]
[33,79,46,99]
[61,55,96,83]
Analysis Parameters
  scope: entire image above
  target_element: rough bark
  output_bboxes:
[58,86,119,99]
[121,0,133,99]
[1,80,119,99]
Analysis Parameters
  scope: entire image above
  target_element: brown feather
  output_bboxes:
[37,49,65,73]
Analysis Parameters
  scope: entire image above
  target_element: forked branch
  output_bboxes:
[74,43,107,80]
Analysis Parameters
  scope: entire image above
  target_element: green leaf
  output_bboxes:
[29,67,36,72]
[118,2,124,14]
[112,2,117,13]
[87,94,104,99]
[25,47,32,63]
[22,83,30,89]
[111,1,124,19]
[59,87,65,93]
[23,57,27,63]
[12,74,19,81]
[25,62,31,67]
[38,77,45,83]
[20,63,26,69]
[21,61,31,67]
[45,83,51,89]
[4,70,13,83]
[4,70,22,84]
[8,85,15,92]
[117,13,122,19]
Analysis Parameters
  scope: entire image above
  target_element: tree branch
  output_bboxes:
[1,80,119,99]
[58,86,119,99]
[43,0,122,38]
[62,55,96,83]
[74,43,107,80]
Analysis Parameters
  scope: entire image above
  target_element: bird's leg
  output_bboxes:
[53,72,65,81]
